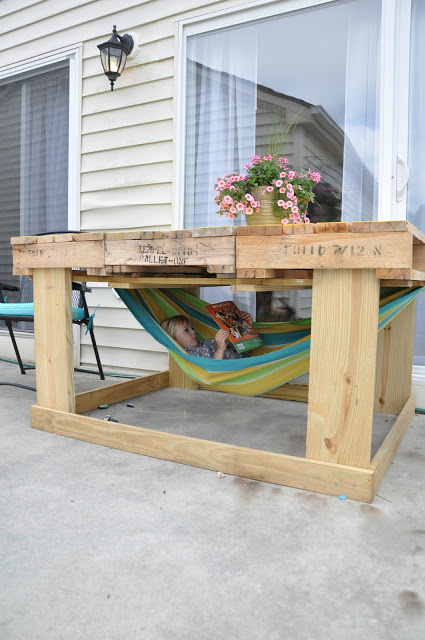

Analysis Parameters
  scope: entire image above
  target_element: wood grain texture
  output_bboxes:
[30,405,374,502]
[192,226,235,237]
[236,232,412,270]
[13,240,105,269]
[413,244,425,272]
[105,237,235,268]
[169,356,199,390]
[75,371,169,413]
[353,220,425,245]
[232,279,312,291]
[261,384,309,402]
[374,302,416,414]
[33,268,75,412]
[315,222,352,234]
[306,269,380,467]
[370,395,415,495]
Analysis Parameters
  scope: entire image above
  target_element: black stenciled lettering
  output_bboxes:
[318,245,326,256]
[333,245,347,255]
[140,244,155,254]
[373,246,382,255]
[357,246,364,255]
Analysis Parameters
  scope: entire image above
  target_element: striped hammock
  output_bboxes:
[116,286,424,397]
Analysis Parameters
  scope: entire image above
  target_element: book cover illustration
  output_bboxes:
[204,301,263,353]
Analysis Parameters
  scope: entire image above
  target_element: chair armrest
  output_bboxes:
[0,282,20,292]
[72,282,92,294]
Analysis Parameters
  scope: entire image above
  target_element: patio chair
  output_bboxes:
[0,278,105,380]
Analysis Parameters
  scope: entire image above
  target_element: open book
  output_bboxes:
[204,301,263,354]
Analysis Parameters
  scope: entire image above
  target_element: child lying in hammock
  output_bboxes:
[160,313,253,360]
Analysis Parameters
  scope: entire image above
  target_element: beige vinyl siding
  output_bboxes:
[0,0,251,375]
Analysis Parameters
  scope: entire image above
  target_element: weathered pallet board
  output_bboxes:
[104,236,235,268]
[236,232,413,270]
[11,222,424,280]
[13,240,105,270]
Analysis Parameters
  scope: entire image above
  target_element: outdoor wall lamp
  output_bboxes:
[97,25,139,91]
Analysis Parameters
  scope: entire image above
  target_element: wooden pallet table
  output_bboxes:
[11,221,425,502]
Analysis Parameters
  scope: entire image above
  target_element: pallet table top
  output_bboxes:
[11,221,425,287]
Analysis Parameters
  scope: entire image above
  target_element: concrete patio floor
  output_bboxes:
[1,359,424,639]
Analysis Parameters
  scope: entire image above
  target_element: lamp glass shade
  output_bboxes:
[98,27,133,90]
[100,47,127,75]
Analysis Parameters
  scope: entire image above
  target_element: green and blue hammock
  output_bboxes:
[115,286,424,397]
[1,286,421,396]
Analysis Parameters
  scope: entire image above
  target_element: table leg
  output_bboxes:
[306,269,380,467]
[374,301,416,414]
[33,268,76,412]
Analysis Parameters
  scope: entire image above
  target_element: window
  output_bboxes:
[0,62,70,309]
[183,0,381,230]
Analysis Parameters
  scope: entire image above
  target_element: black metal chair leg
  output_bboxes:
[88,325,105,380]
[5,320,26,374]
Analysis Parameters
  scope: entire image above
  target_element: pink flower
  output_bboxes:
[281,218,289,224]
[276,180,283,187]
[230,206,237,213]
[223,195,233,204]
[277,200,285,207]
[279,187,286,193]
[236,203,244,211]
[266,186,274,192]
[304,217,310,223]
[289,213,296,220]
[218,180,226,189]
[288,171,296,179]
[246,194,253,201]
[245,207,253,215]
[280,172,286,178]
[292,206,299,214]
[225,212,235,219]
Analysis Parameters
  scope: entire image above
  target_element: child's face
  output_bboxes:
[175,321,199,348]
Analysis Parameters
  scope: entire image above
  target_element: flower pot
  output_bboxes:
[246,186,281,225]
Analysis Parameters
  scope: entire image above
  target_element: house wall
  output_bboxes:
[0,0,250,375]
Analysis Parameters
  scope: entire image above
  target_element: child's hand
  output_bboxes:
[215,328,230,346]
[240,311,253,325]
[214,329,230,359]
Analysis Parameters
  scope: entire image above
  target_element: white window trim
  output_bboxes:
[175,0,405,228]
[0,45,83,365]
